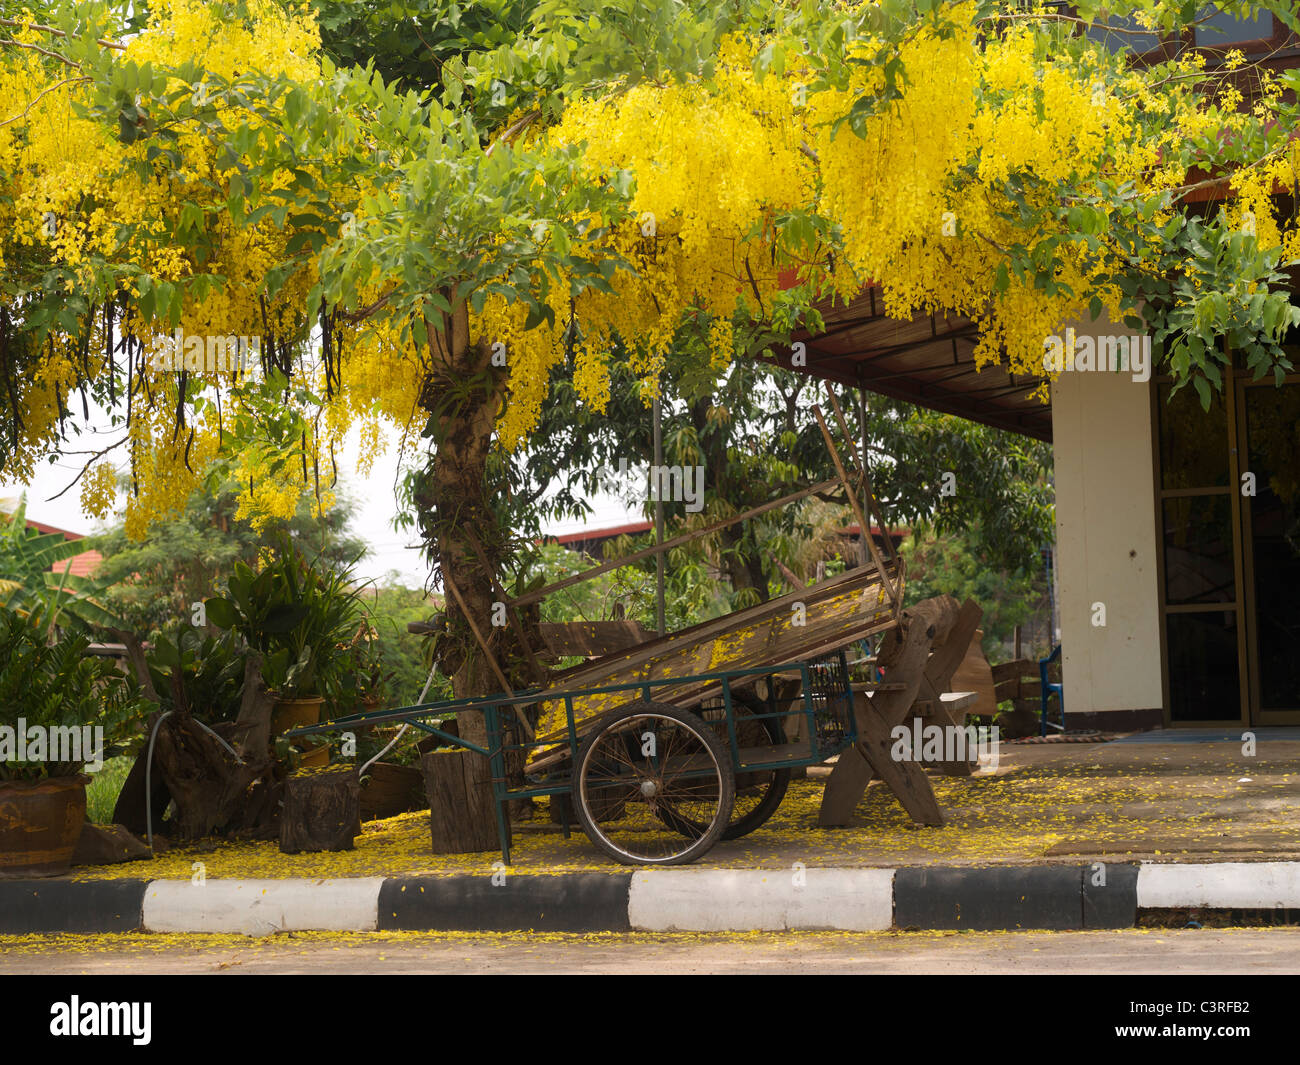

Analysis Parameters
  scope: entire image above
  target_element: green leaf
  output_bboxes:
[203,597,238,630]
[1193,375,1211,411]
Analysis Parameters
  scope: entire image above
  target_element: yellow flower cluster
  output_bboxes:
[5,1,1300,540]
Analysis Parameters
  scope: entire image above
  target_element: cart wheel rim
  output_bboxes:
[575,707,734,865]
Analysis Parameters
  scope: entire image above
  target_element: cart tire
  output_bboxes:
[668,690,791,840]
[574,701,734,866]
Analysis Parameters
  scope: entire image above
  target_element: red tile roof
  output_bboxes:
[16,518,103,578]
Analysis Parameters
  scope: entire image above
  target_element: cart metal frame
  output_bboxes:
[289,649,858,864]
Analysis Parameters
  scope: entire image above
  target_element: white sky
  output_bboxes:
[0,414,640,588]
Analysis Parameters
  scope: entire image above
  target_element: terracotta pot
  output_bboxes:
[270,695,325,736]
[271,696,328,769]
[298,745,330,769]
[0,775,87,878]
[359,761,427,821]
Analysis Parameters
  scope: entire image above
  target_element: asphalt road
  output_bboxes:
[3,927,1300,974]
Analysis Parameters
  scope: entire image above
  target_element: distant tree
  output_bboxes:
[899,525,1051,660]
[93,468,368,641]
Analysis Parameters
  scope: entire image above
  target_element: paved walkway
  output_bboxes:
[3,927,1298,975]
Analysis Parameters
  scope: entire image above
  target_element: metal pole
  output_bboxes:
[653,394,666,636]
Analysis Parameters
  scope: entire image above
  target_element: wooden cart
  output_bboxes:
[291,400,980,865]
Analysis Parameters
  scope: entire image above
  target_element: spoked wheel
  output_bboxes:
[663,689,791,840]
[573,701,734,866]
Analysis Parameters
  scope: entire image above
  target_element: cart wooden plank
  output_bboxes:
[526,561,901,758]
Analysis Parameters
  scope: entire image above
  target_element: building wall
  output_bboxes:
[1050,335,1164,726]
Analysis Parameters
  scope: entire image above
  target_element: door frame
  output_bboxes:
[1150,371,1249,727]
[1234,369,1300,726]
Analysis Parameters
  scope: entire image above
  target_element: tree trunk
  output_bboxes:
[110,720,171,836]
[149,713,280,840]
[411,298,528,848]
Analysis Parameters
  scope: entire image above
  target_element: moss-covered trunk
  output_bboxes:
[412,299,506,749]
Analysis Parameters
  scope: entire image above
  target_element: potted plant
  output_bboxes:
[145,627,245,723]
[205,537,368,764]
[0,606,148,876]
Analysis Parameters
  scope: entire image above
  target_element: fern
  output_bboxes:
[0,606,149,781]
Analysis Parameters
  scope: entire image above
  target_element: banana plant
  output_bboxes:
[0,496,128,638]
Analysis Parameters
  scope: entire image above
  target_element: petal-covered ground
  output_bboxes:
[70,740,1300,880]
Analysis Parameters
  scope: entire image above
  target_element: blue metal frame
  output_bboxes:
[1040,644,1065,736]
[288,651,858,865]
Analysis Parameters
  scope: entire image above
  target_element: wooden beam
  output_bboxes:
[539,620,654,658]
[511,478,840,607]
[812,405,900,610]
[824,388,897,561]
[768,553,807,590]
[441,571,535,741]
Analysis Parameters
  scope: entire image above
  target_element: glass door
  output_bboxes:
[1238,374,1300,725]
[1153,377,1249,724]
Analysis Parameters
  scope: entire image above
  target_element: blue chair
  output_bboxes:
[1039,645,1065,736]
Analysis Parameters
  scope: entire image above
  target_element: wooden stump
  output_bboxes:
[279,765,361,854]
[359,762,428,822]
[422,750,507,855]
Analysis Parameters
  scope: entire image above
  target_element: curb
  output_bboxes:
[4,863,1300,936]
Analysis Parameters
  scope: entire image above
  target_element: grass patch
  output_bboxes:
[85,756,132,824]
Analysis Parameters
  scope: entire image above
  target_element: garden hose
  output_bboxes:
[357,656,441,778]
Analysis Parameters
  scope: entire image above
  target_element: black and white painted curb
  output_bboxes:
[3,862,1299,936]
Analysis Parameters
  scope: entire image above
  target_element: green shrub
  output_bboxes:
[0,606,150,782]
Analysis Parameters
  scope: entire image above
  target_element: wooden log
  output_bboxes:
[359,761,428,821]
[422,750,507,855]
[279,765,361,854]
[72,823,153,866]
